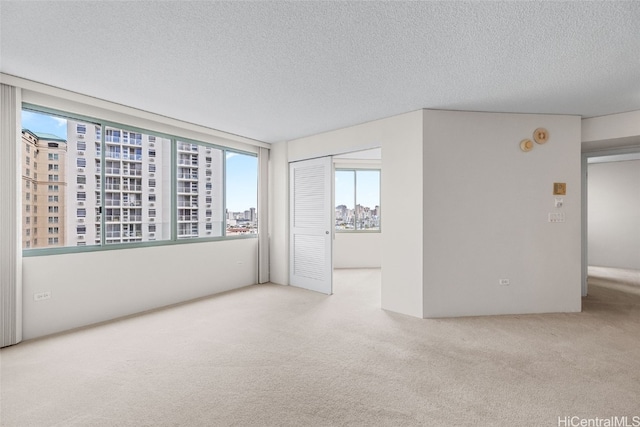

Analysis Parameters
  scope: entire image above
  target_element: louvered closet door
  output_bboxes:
[289,157,333,294]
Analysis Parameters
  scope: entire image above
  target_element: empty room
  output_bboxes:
[1,2,640,426]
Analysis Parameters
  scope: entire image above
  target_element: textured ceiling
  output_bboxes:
[1,1,639,143]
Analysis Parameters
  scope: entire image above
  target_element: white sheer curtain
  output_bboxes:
[0,83,23,347]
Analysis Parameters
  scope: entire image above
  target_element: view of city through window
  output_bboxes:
[335,169,380,231]
[226,152,258,235]
[20,109,257,250]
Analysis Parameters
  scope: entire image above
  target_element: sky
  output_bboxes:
[22,109,258,212]
[225,152,257,212]
[22,110,68,139]
[335,170,380,209]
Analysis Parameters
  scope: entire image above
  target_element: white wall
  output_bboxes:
[276,109,583,318]
[582,110,640,151]
[588,160,640,270]
[275,111,424,317]
[268,141,289,286]
[422,110,582,317]
[333,233,381,269]
[22,239,257,339]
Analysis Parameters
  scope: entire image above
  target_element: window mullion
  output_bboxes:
[100,123,105,246]
[353,170,358,231]
[171,139,178,241]
[223,149,227,236]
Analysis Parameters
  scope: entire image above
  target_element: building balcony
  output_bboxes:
[122,185,142,192]
[177,188,198,194]
[177,143,198,152]
[177,159,198,166]
[177,201,199,208]
[122,153,142,161]
[178,232,199,238]
[122,139,142,147]
[177,173,198,180]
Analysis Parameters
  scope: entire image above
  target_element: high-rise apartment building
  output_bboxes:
[63,120,224,247]
[21,129,68,248]
[175,140,224,238]
[64,120,173,246]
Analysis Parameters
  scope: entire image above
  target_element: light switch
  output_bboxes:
[555,198,564,208]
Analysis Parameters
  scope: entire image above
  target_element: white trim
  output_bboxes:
[581,145,640,297]
[581,153,588,297]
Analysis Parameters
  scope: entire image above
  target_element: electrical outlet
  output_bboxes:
[548,212,565,223]
[499,279,510,286]
[34,291,51,301]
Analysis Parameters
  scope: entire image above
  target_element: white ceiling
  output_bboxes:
[1,1,639,144]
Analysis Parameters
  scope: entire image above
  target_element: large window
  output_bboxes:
[20,107,258,252]
[335,169,380,231]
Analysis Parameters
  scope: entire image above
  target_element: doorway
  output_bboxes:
[332,148,382,299]
[287,148,382,303]
[582,148,640,296]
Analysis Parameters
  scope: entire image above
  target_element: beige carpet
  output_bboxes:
[1,268,640,426]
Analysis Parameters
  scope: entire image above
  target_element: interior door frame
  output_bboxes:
[581,145,640,297]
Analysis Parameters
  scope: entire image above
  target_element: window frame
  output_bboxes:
[335,167,381,233]
[21,104,258,257]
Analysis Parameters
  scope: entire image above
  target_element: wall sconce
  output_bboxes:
[520,127,550,152]
[520,139,534,152]
[534,128,549,144]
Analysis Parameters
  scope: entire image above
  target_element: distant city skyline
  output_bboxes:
[335,169,380,209]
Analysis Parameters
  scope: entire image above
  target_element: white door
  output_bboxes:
[289,157,333,294]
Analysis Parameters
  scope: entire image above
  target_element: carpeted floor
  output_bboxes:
[1,268,639,426]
